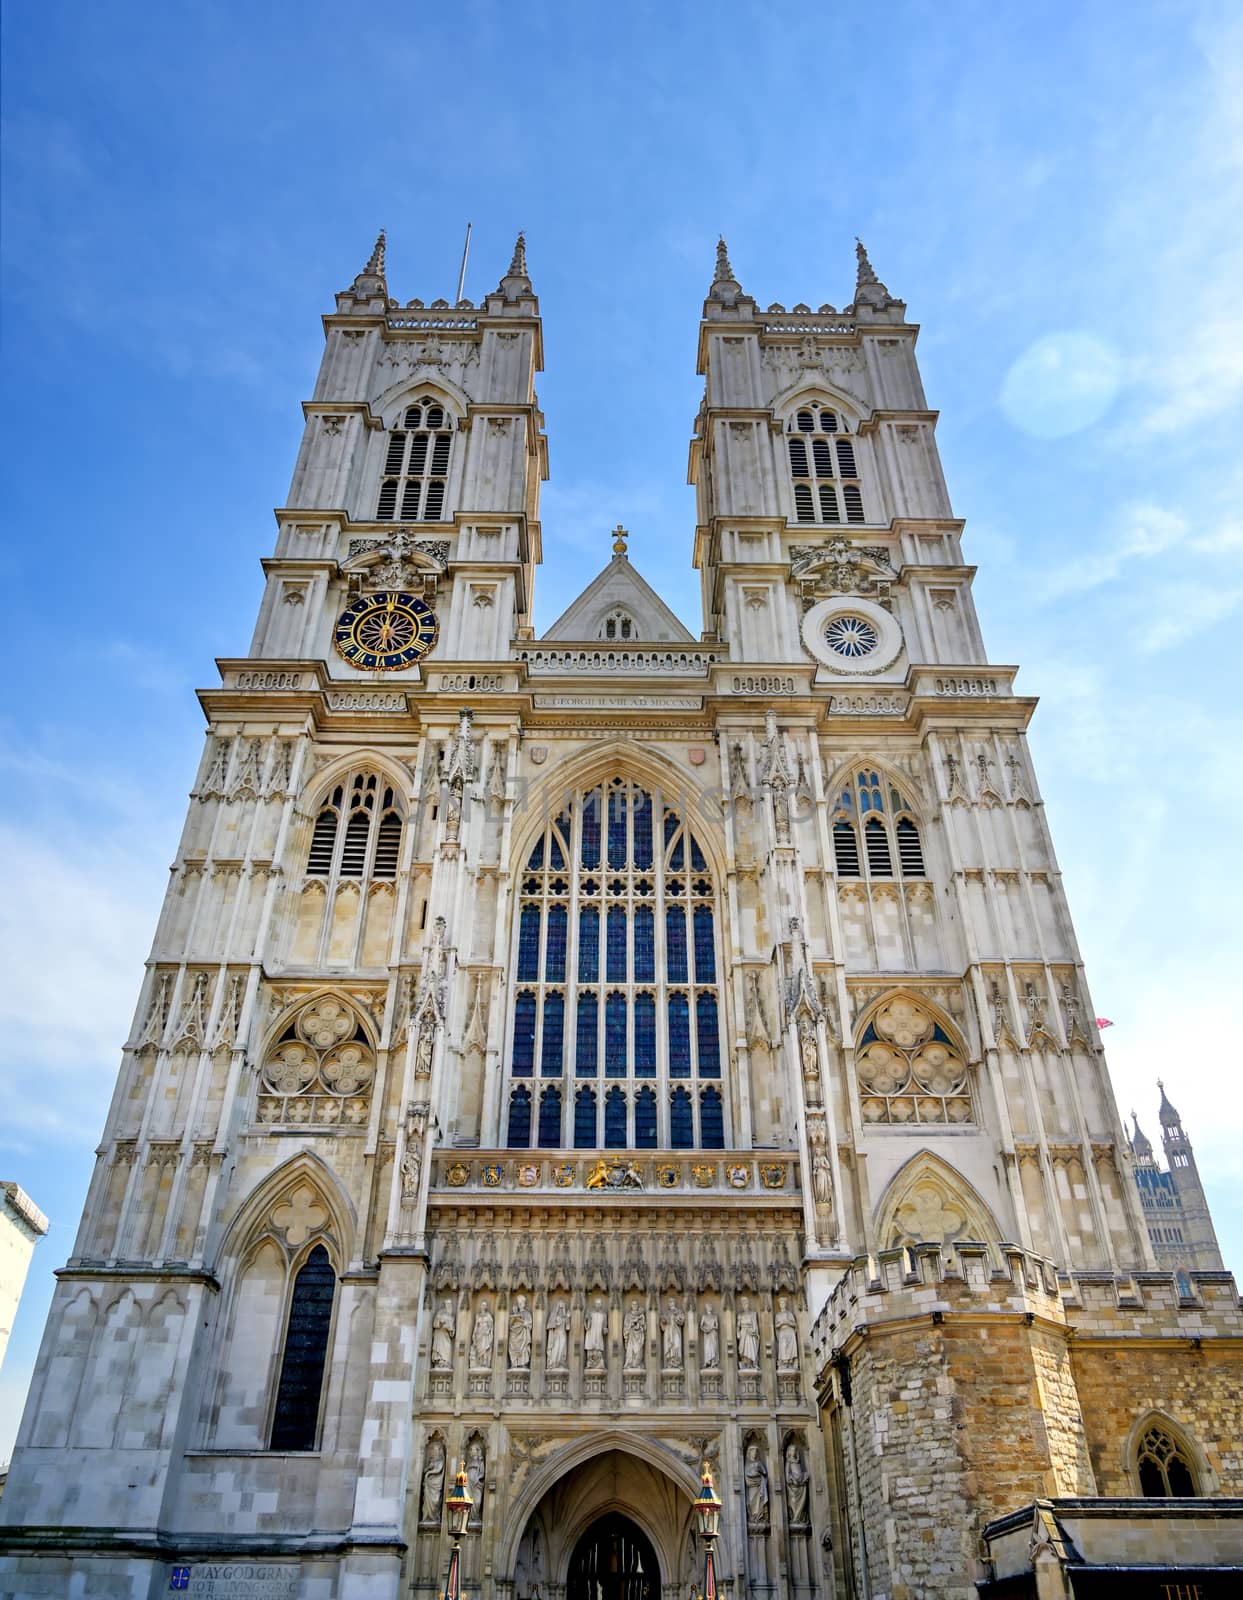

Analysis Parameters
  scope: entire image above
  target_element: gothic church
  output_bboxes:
[2,234,1240,1600]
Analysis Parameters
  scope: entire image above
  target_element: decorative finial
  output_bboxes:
[365,228,387,279]
[854,236,877,287]
[611,524,628,556]
[714,235,735,285]
[508,230,528,278]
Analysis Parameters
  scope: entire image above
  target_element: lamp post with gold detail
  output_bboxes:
[442,1463,473,1600]
[693,1463,722,1600]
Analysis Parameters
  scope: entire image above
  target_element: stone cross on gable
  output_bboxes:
[612,524,628,555]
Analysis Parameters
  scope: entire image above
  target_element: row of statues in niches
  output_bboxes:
[429,1290,803,1374]
[416,1430,814,1536]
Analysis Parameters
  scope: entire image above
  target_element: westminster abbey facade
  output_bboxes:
[2,235,1240,1600]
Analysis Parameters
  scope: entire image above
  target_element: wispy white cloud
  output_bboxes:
[1038,501,1190,599]
[1137,581,1243,653]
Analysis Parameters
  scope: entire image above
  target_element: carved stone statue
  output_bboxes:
[414,1016,436,1077]
[775,1295,799,1370]
[466,1436,486,1526]
[420,1435,445,1524]
[736,1295,760,1371]
[400,1145,421,1205]
[431,1297,455,1369]
[813,1148,833,1209]
[545,1298,569,1371]
[623,1300,646,1371]
[585,1296,608,1371]
[508,1294,532,1370]
[798,1014,819,1080]
[785,1439,809,1527]
[699,1303,720,1371]
[661,1296,685,1371]
[470,1300,495,1368]
[744,1440,769,1531]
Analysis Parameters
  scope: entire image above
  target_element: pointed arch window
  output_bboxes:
[305,771,404,882]
[269,1244,336,1451]
[788,402,865,524]
[376,396,453,522]
[600,608,640,641]
[506,778,728,1148]
[831,768,926,882]
[1135,1421,1198,1496]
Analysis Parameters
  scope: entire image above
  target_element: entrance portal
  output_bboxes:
[567,1512,661,1600]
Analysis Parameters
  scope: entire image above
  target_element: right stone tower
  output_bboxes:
[692,236,1152,1280]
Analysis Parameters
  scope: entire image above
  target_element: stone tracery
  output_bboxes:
[257,993,376,1127]
[855,994,971,1124]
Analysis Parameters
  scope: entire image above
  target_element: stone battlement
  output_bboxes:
[811,1244,1243,1367]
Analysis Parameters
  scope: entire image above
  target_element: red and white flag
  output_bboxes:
[1095,1017,1114,1030]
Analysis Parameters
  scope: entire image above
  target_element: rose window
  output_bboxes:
[824,615,879,658]
[856,997,971,1124]
[258,994,375,1127]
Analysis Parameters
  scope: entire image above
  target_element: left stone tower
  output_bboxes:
[0,232,547,1598]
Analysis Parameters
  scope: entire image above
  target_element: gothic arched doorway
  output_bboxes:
[567,1513,661,1600]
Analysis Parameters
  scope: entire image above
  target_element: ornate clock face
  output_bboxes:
[333,591,438,671]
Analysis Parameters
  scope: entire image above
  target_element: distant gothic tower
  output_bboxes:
[1130,1085,1224,1279]
[1,233,1237,1600]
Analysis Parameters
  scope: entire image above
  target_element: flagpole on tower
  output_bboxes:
[456,222,473,303]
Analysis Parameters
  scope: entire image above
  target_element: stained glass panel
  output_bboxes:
[574,1086,597,1147]
[607,906,627,982]
[576,993,598,1076]
[670,1088,693,1149]
[578,906,599,982]
[693,906,716,983]
[538,1086,562,1148]
[517,905,541,982]
[635,1086,657,1148]
[668,994,690,1077]
[608,788,627,867]
[507,1087,531,1147]
[634,993,656,1076]
[581,791,601,868]
[269,1245,335,1452]
[513,991,536,1076]
[546,905,568,983]
[541,993,564,1076]
[604,1085,627,1147]
[666,906,688,983]
[606,992,627,1077]
[633,790,653,869]
[696,993,720,1076]
[700,1087,724,1149]
[634,906,655,982]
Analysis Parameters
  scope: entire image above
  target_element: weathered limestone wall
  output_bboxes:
[814,1244,1085,1598]
[1065,1271,1243,1496]
[813,1248,1243,1598]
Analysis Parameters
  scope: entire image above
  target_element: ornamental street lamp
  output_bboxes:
[442,1463,473,1600]
[693,1463,722,1600]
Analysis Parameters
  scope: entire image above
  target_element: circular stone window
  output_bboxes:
[824,614,879,659]
[801,596,904,675]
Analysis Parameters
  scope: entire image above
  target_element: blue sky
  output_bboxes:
[2,0,1241,1461]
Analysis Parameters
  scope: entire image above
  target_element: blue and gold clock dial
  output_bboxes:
[334,591,438,671]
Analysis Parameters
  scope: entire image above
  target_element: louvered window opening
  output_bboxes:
[376,398,452,521]
[832,768,926,881]
[507,778,726,1150]
[788,403,865,524]
[306,772,404,880]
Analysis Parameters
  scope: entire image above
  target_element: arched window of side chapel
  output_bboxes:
[505,777,726,1150]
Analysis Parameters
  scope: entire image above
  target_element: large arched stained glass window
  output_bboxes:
[505,778,727,1148]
